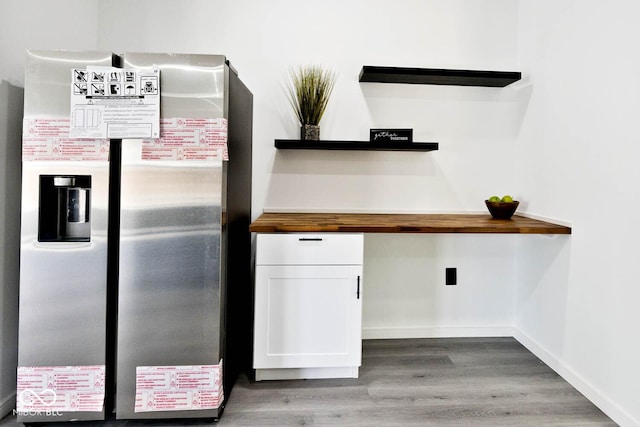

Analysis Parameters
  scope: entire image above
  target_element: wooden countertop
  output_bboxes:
[249,212,571,234]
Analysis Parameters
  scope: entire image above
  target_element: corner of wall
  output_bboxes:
[513,328,638,427]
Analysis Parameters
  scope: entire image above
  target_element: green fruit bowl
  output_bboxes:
[485,200,520,219]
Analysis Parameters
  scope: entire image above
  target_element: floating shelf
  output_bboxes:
[275,139,438,152]
[359,66,522,87]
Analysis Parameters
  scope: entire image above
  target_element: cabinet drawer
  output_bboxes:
[256,233,363,265]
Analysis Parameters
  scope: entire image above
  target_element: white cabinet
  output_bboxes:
[253,233,364,381]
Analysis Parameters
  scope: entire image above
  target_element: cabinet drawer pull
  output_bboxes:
[298,237,323,241]
[357,276,361,299]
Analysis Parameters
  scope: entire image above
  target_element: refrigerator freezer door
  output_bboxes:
[18,50,115,423]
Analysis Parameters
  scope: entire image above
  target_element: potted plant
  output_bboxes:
[286,64,337,141]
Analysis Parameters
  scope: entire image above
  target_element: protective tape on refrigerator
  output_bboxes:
[141,118,228,161]
[16,365,106,414]
[134,361,223,412]
[22,118,109,162]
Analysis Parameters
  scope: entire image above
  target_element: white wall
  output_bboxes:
[515,1,640,425]
[0,0,99,86]
[363,233,516,339]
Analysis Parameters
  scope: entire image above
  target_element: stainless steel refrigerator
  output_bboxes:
[17,50,253,422]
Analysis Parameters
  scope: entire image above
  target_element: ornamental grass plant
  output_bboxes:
[286,65,337,126]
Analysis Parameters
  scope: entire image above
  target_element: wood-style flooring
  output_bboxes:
[0,338,616,426]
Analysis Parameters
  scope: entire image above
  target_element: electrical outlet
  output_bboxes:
[446,268,457,286]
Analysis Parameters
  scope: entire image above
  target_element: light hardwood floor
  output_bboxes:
[1,338,617,426]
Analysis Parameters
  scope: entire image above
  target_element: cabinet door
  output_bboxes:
[254,265,363,369]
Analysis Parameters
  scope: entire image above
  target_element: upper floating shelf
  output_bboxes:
[275,139,438,152]
[359,66,522,87]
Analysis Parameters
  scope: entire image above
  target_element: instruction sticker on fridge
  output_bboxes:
[69,67,160,139]
[16,365,105,414]
[141,118,229,161]
[134,362,223,412]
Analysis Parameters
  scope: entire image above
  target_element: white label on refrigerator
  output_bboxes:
[134,361,223,412]
[69,67,160,139]
[22,118,109,161]
[16,365,106,414]
[141,118,229,161]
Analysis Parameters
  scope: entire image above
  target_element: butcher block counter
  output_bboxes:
[249,212,572,234]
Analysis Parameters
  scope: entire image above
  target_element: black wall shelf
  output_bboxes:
[275,139,439,152]
[359,66,522,87]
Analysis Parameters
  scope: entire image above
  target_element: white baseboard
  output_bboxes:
[362,325,515,340]
[0,393,15,419]
[513,329,638,427]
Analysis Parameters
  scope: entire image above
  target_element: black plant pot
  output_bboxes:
[301,124,320,141]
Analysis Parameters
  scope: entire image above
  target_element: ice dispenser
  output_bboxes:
[38,175,91,242]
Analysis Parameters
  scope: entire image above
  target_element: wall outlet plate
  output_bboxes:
[446,267,457,286]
